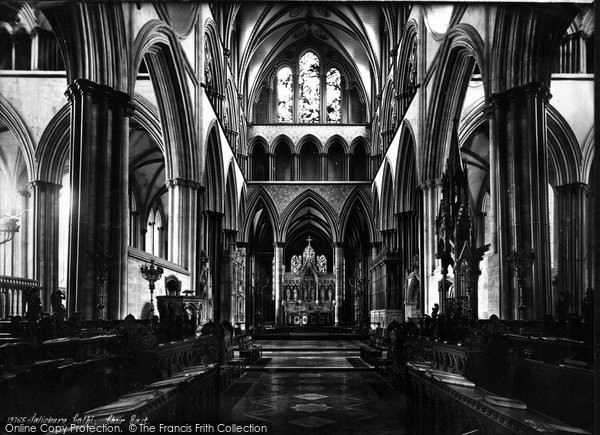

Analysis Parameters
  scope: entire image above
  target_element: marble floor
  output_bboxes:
[254,339,365,351]
[220,340,407,435]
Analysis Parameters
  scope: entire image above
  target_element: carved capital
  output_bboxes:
[28,180,62,192]
[555,182,590,194]
[165,178,204,191]
[65,79,133,113]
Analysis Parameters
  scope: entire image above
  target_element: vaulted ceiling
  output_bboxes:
[236,3,383,109]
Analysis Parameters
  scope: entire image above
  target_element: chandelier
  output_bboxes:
[0,213,20,246]
[140,259,164,319]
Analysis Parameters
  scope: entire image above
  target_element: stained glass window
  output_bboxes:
[299,52,320,123]
[326,68,341,123]
[277,66,293,122]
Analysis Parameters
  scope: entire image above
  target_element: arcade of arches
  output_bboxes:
[0,2,596,433]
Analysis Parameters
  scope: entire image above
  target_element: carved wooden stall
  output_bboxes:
[281,238,335,325]
[402,325,593,434]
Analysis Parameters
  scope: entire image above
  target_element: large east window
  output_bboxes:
[268,50,361,124]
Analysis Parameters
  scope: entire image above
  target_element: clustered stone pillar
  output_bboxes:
[419,179,442,314]
[273,242,285,324]
[166,178,201,291]
[65,79,133,320]
[221,229,238,323]
[319,153,328,181]
[491,82,553,320]
[555,182,590,314]
[202,210,223,321]
[30,180,62,310]
[334,242,344,325]
[291,153,300,181]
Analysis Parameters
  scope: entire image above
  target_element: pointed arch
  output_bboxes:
[371,183,382,237]
[44,2,127,91]
[324,135,350,154]
[546,104,582,186]
[381,160,395,231]
[424,23,487,181]
[339,187,376,242]
[268,134,294,154]
[395,121,419,214]
[36,103,70,184]
[582,129,594,183]
[224,160,239,232]
[242,186,280,243]
[296,134,324,154]
[0,94,35,183]
[204,122,225,213]
[279,189,339,244]
[131,20,198,181]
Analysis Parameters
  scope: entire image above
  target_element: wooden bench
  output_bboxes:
[237,335,262,364]
[360,333,388,365]
[83,364,218,424]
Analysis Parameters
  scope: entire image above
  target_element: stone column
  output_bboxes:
[420,179,442,313]
[343,153,351,181]
[555,182,589,314]
[491,82,552,320]
[291,153,300,181]
[273,242,285,324]
[221,229,237,323]
[320,153,328,181]
[166,179,202,291]
[267,153,274,181]
[30,181,61,310]
[203,210,224,321]
[334,242,344,324]
[64,79,133,320]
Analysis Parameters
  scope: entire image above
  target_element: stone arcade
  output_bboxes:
[0,1,596,434]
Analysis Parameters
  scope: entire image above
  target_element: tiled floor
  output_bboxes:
[255,339,365,350]
[220,340,407,435]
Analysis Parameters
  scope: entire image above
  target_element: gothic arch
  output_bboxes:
[0,94,35,182]
[279,189,339,244]
[546,104,582,186]
[36,104,70,184]
[424,23,487,181]
[249,136,269,154]
[339,187,375,242]
[44,2,128,91]
[242,186,280,243]
[132,94,164,154]
[582,129,594,183]
[491,5,576,92]
[131,20,199,181]
[204,122,225,213]
[350,136,370,155]
[224,161,239,232]
[396,19,419,95]
[371,184,382,238]
[268,134,294,154]
[296,134,324,154]
[381,160,395,231]
[324,135,350,154]
[458,99,487,146]
[394,121,419,214]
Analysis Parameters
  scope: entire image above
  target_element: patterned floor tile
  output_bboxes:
[290,403,332,413]
[289,416,335,429]
[294,393,328,401]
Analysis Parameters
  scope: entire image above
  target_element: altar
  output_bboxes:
[281,237,335,326]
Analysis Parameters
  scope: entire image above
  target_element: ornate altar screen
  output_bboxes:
[282,237,335,326]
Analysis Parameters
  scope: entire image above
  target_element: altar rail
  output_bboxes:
[0,275,38,319]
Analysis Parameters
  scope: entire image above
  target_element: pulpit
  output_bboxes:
[156,295,204,340]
